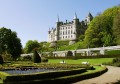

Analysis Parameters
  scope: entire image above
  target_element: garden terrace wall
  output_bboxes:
[1,68,86,83]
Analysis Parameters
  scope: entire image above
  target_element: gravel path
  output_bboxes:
[73,66,120,84]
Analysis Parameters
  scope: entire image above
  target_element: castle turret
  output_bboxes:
[73,12,79,39]
[48,28,51,34]
[55,16,61,41]
[84,12,93,25]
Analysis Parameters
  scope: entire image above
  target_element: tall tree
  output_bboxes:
[24,40,40,53]
[84,6,120,47]
[113,11,120,45]
[0,27,22,59]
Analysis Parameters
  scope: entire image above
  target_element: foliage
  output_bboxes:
[34,40,86,52]
[84,6,120,48]
[33,50,41,63]
[78,35,85,41]
[113,11,120,45]
[0,55,3,64]
[104,57,120,67]
[0,66,107,84]
[66,51,73,56]
[48,52,54,57]
[2,54,12,61]
[112,58,120,63]
[24,40,40,53]
[0,27,22,59]
[0,68,86,83]
[18,55,32,61]
[41,57,48,62]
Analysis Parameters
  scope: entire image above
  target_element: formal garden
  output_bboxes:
[0,5,120,84]
[0,49,117,83]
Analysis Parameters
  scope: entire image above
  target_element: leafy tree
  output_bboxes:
[24,40,40,53]
[33,49,41,63]
[0,27,22,59]
[113,11,120,45]
[84,6,120,47]
[78,35,85,41]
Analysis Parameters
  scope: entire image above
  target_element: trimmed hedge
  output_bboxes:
[1,68,86,83]
[31,66,108,84]
[48,54,120,59]
[2,66,107,84]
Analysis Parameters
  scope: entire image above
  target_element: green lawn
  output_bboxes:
[48,58,113,65]
[0,79,3,83]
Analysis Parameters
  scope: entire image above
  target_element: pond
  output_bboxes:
[1,67,64,75]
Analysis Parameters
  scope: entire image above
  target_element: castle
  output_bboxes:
[48,12,93,45]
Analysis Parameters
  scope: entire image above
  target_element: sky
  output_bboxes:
[0,0,120,47]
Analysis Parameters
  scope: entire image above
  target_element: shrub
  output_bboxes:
[23,55,32,61]
[67,51,73,57]
[0,55,4,64]
[113,58,120,63]
[42,57,48,62]
[48,52,54,57]
[33,50,41,63]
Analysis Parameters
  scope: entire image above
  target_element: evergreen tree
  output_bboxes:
[33,49,41,63]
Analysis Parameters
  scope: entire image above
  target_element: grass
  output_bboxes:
[48,58,113,65]
[105,50,120,55]
[0,79,3,83]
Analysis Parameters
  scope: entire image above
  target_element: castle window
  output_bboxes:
[66,36,67,38]
[71,35,72,38]
[66,27,67,29]
[71,30,72,34]
[68,36,70,38]
[63,31,64,35]
[63,36,64,39]
[68,27,70,29]
[68,30,70,34]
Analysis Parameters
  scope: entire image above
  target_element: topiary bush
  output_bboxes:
[33,50,41,63]
[0,55,4,64]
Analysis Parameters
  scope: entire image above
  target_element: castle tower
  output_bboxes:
[55,16,60,41]
[73,12,79,39]
[69,13,79,45]
[85,12,93,25]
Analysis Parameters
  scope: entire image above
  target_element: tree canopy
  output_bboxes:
[0,27,22,59]
[24,40,40,53]
[113,11,120,45]
[84,6,120,47]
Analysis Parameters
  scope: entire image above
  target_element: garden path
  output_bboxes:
[73,66,120,84]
